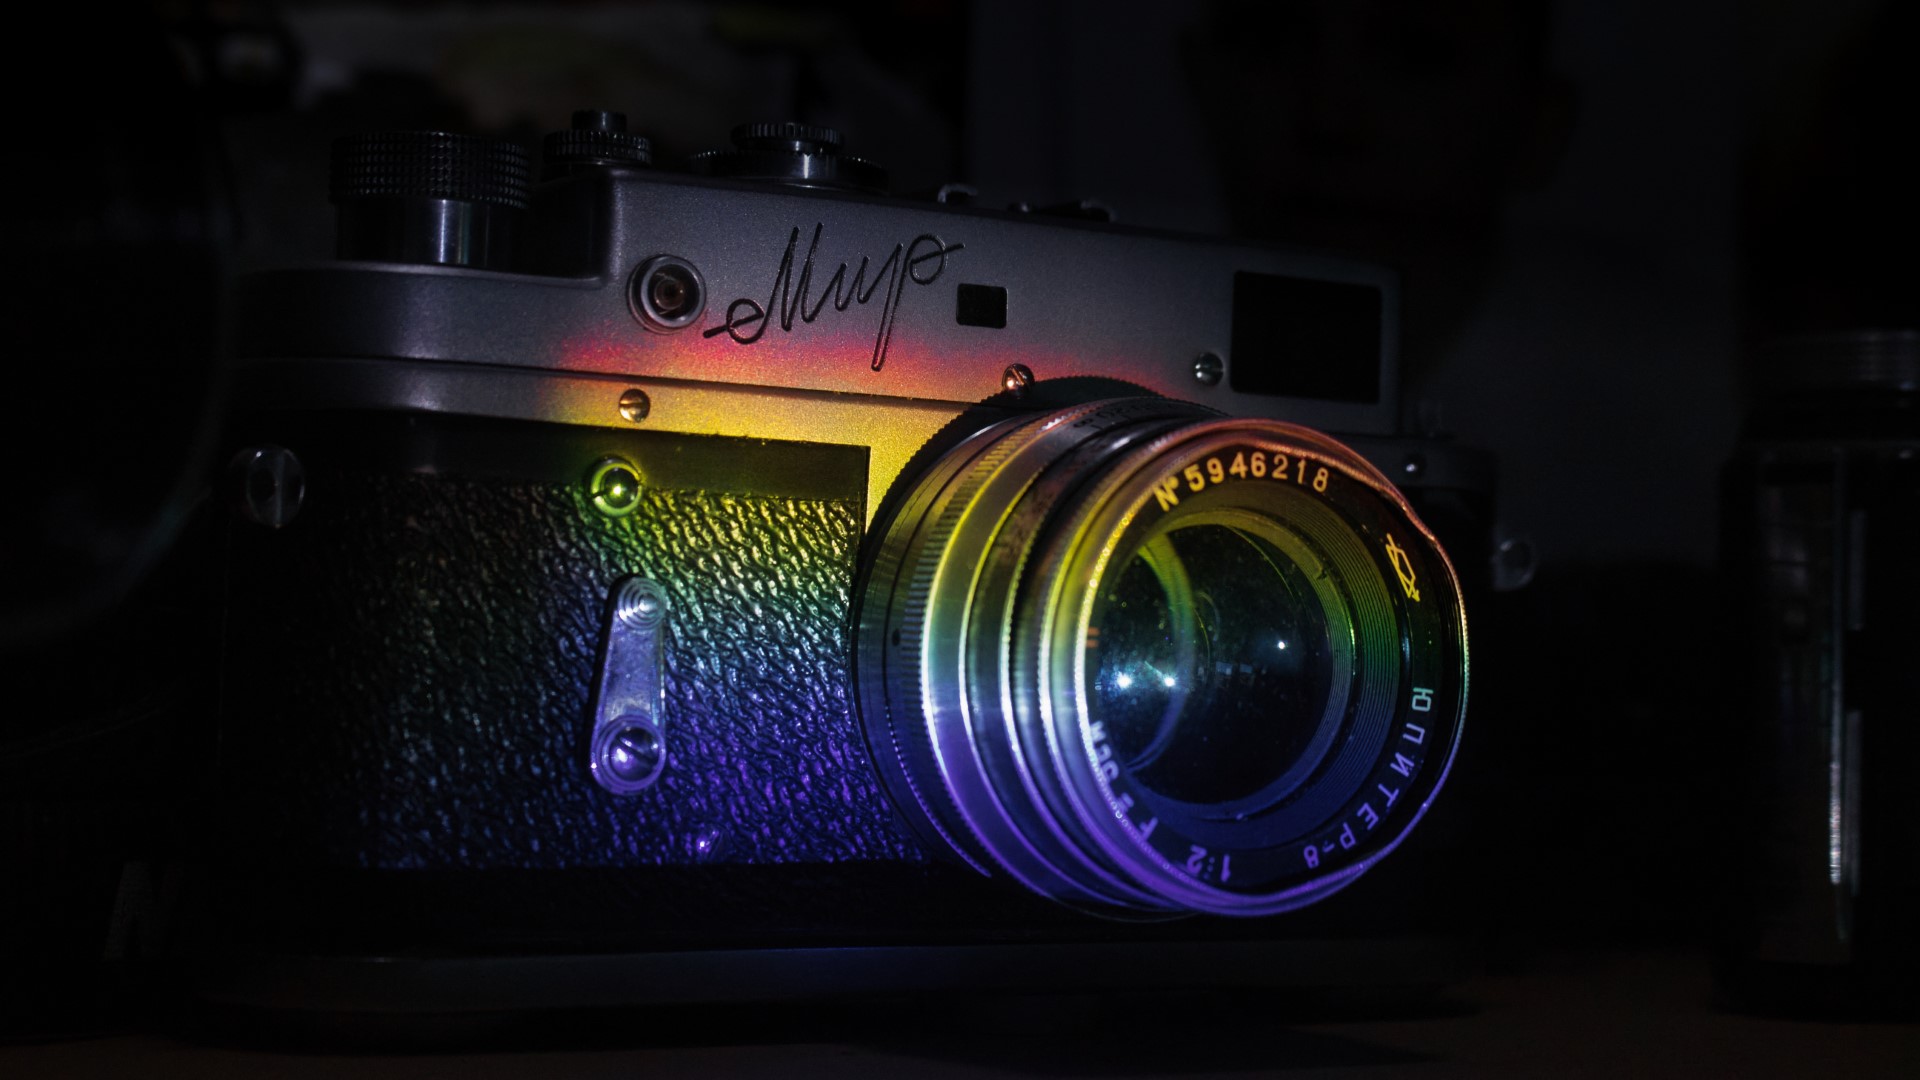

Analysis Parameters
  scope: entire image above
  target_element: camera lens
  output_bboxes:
[857,399,1466,916]
[1092,513,1349,809]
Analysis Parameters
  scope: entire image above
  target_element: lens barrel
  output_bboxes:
[857,399,1468,916]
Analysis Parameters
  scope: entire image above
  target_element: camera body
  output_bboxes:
[199,118,1490,1008]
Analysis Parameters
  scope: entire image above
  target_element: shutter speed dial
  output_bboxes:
[687,122,888,195]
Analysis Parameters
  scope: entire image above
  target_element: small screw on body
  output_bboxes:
[231,446,305,528]
[692,825,730,862]
[602,721,664,785]
[613,577,667,627]
[618,388,651,423]
[1002,363,1035,397]
[1491,534,1538,592]
[1193,353,1224,386]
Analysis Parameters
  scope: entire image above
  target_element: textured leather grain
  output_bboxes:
[222,469,925,870]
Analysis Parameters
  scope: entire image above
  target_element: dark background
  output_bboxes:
[4,0,1916,1067]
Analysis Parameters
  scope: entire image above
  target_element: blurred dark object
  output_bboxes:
[1185,0,1571,382]
[1744,3,1920,339]
[5,10,237,647]
[2,3,252,1042]
[1720,5,1917,1016]
[1717,331,1919,1019]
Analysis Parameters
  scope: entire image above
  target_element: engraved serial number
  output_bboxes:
[1152,450,1329,511]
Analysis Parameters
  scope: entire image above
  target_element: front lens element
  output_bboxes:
[1092,513,1345,810]
[856,399,1467,916]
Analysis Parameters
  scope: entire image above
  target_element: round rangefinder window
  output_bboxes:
[857,398,1467,917]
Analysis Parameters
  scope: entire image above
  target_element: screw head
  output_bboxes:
[613,577,668,627]
[1491,535,1538,592]
[692,825,730,862]
[1001,363,1035,396]
[606,725,662,782]
[593,718,665,792]
[618,388,651,423]
[1401,453,1427,480]
[1192,352,1224,386]
[588,457,643,517]
[231,445,305,528]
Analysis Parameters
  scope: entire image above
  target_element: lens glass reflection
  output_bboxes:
[1089,516,1340,808]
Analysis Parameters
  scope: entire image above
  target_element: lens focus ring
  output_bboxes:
[857,398,1468,917]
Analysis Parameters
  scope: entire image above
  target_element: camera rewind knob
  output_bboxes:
[687,121,888,194]
[330,131,531,269]
[330,131,531,210]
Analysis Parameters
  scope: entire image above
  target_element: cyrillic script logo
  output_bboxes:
[704,224,963,371]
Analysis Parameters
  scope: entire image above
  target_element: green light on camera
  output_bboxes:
[588,457,644,518]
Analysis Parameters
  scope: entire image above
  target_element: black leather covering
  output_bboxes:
[221,453,925,871]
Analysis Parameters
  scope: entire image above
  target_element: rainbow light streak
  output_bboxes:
[552,332,977,522]
[554,295,1102,411]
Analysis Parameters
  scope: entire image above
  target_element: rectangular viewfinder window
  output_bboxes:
[955,283,1008,328]
[1229,272,1382,403]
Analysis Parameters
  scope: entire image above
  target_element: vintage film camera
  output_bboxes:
[194,113,1488,1011]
